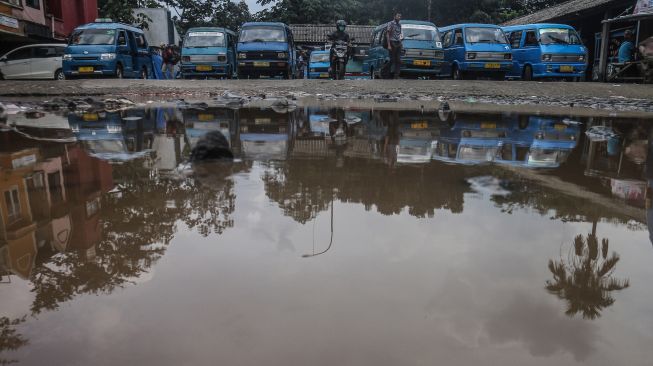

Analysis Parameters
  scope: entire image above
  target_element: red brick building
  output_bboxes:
[0,0,98,53]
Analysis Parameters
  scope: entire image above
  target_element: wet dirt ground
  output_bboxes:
[1,99,653,365]
[2,79,653,117]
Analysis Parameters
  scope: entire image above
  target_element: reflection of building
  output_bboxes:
[0,147,39,280]
[64,145,113,262]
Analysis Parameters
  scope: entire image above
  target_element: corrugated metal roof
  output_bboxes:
[290,24,375,45]
[503,0,618,26]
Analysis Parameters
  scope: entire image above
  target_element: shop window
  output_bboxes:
[4,187,21,223]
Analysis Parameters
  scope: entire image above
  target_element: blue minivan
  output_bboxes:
[236,22,297,79]
[181,27,237,79]
[439,24,512,80]
[307,50,330,79]
[502,24,588,81]
[63,20,152,79]
[366,20,444,79]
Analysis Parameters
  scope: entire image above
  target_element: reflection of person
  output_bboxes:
[386,11,403,79]
[646,126,653,247]
[618,30,635,63]
[162,44,176,79]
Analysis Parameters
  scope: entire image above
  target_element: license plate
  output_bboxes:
[198,114,214,121]
[413,60,431,66]
[554,124,567,131]
[481,123,497,129]
[78,66,94,73]
[253,61,270,67]
[560,65,574,72]
[411,122,428,129]
[319,73,329,78]
[484,63,501,69]
[255,118,271,125]
[83,113,98,122]
[196,65,212,72]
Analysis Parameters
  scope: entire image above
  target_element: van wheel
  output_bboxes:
[116,65,124,79]
[140,67,148,79]
[452,65,463,80]
[54,69,65,81]
[523,65,533,81]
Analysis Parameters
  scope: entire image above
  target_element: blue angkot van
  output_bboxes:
[63,20,152,79]
[307,50,330,79]
[365,20,444,79]
[502,23,588,81]
[181,27,237,79]
[439,24,512,80]
[236,22,297,79]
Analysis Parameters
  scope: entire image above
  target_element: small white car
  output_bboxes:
[0,44,67,80]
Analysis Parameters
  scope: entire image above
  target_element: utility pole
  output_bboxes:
[427,0,432,21]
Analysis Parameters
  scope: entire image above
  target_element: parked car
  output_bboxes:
[180,27,237,79]
[366,20,444,79]
[502,23,588,81]
[0,44,66,80]
[63,20,152,79]
[236,22,297,79]
[439,24,512,80]
[307,50,330,79]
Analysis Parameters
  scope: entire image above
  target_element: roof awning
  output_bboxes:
[602,12,653,23]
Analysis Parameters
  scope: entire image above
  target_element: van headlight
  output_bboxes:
[466,52,476,60]
[63,54,73,61]
[238,53,247,59]
[100,53,116,61]
[277,52,288,59]
[542,54,552,62]
[578,55,586,62]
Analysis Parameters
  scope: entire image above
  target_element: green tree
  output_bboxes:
[98,0,159,28]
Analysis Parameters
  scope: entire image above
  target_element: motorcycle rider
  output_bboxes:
[327,20,351,79]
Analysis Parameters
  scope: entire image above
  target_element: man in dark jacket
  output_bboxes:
[328,20,351,79]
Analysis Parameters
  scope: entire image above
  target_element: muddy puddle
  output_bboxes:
[0,99,652,365]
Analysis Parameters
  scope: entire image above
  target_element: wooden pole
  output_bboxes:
[598,11,611,82]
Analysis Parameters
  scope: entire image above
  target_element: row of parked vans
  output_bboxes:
[0,19,588,81]
[363,21,587,80]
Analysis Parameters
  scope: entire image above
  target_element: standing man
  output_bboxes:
[162,44,175,79]
[386,11,403,79]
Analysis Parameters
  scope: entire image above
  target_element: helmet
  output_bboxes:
[336,20,346,32]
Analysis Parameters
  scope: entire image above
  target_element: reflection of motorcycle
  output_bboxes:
[331,40,349,80]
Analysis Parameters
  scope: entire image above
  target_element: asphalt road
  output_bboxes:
[1,79,652,117]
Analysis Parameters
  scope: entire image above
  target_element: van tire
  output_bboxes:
[452,65,463,80]
[523,65,533,81]
[116,64,124,79]
[54,69,65,81]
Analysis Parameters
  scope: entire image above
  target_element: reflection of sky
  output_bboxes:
[5,163,653,365]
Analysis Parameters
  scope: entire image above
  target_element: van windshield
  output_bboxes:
[70,29,117,45]
[310,53,329,62]
[240,27,286,43]
[402,25,441,42]
[465,27,508,44]
[184,31,226,47]
[539,28,581,45]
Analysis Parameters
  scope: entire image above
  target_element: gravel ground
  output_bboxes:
[1,79,653,117]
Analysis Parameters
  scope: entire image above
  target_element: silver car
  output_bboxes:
[0,44,66,80]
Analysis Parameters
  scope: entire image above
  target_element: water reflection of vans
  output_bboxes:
[502,24,588,81]
[439,24,512,80]
[366,20,444,79]
[182,108,236,148]
[433,116,509,165]
[63,20,152,79]
[396,111,440,164]
[239,108,290,160]
[236,22,297,79]
[502,116,580,168]
[181,27,237,79]
[68,111,128,160]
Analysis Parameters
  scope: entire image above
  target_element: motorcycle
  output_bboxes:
[330,40,349,80]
